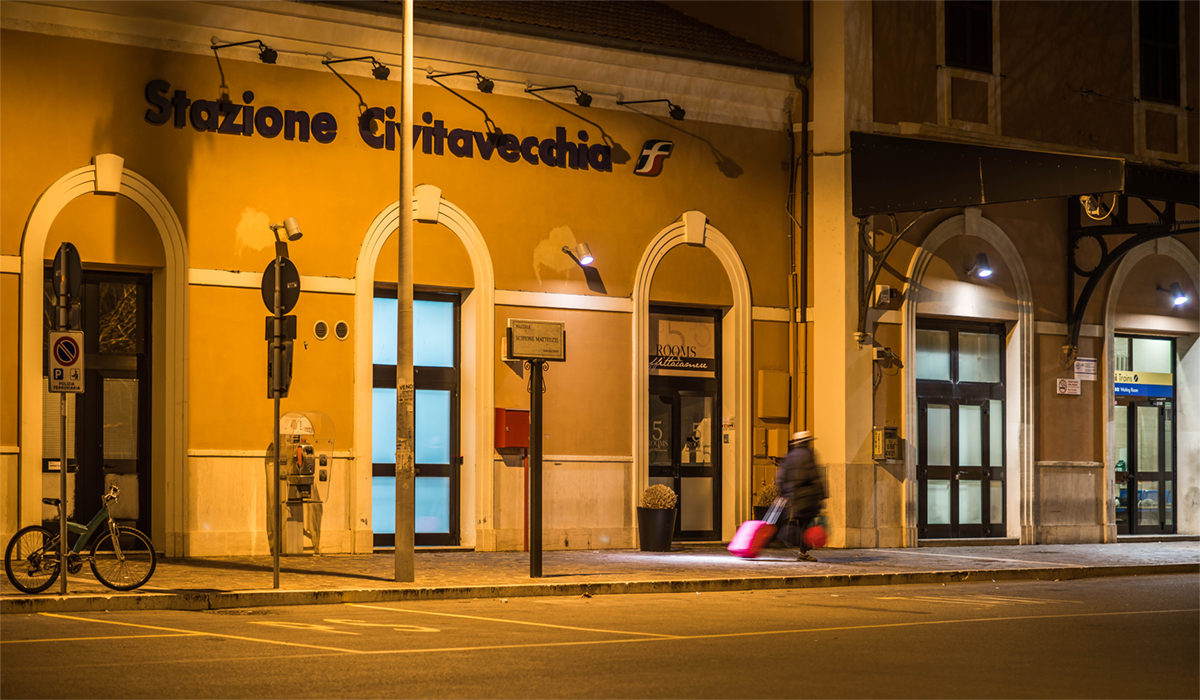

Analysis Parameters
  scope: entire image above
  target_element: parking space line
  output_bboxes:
[38,613,364,654]
[345,603,681,638]
[2,633,199,644]
[888,549,1083,568]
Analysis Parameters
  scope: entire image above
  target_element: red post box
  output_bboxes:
[494,408,530,449]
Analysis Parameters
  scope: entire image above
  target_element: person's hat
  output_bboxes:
[791,431,813,442]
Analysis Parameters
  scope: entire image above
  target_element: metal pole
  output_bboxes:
[395,0,416,582]
[529,362,543,578]
[58,282,68,596]
[273,252,282,589]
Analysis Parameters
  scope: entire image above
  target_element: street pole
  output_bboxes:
[528,361,543,578]
[58,275,68,596]
[272,250,282,589]
[395,0,415,582]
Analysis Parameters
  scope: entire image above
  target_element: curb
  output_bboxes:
[3,563,1195,614]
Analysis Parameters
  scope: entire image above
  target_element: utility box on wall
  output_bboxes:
[495,408,530,449]
[873,426,900,461]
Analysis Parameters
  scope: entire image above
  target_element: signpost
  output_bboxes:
[506,319,565,578]
[262,245,301,589]
[49,243,83,595]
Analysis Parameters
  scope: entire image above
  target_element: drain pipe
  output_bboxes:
[788,3,811,436]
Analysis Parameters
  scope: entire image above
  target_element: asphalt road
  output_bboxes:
[2,575,1196,699]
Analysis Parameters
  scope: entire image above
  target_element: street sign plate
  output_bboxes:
[506,319,566,361]
[48,331,85,393]
[52,242,82,301]
[261,257,301,315]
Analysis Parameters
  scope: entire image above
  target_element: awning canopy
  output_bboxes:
[850,132,1198,217]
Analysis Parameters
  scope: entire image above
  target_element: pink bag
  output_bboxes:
[728,499,785,558]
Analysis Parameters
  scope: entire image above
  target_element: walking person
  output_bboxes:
[775,431,826,561]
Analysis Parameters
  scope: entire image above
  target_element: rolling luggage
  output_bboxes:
[727,498,786,558]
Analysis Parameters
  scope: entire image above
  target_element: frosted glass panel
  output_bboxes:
[372,476,395,534]
[927,480,951,524]
[680,396,712,465]
[373,297,398,366]
[927,405,951,466]
[1132,338,1172,374]
[649,396,672,466]
[959,480,982,524]
[959,404,983,467]
[414,300,455,368]
[372,388,396,464]
[1164,403,1173,471]
[1115,406,1128,468]
[681,478,713,531]
[649,476,673,490]
[1137,406,1160,473]
[415,477,450,533]
[415,390,450,464]
[959,332,1001,383]
[103,378,138,460]
[990,480,1003,524]
[916,330,951,381]
[1113,337,1131,372]
[1165,480,1173,526]
[989,400,1003,467]
[42,376,76,460]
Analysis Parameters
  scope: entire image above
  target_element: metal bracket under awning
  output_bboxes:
[848,132,1198,355]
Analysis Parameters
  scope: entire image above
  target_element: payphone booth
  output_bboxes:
[278,411,334,555]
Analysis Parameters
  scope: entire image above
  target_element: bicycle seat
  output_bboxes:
[42,497,61,507]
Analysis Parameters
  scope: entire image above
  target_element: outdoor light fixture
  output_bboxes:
[270,217,303,242]
[526,84,592,107]
[616,97,686,121]
[323,56,390,81]
[563,243,594,266]
[428,70,494,93]
[1158,282,1189,306]
[211,38,278,64]
[967,252,993,279]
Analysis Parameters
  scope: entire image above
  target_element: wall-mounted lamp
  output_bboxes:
[616,97,686,121]
[563,243,594,266]
[967,252,993,279]
[212,38,278,64]
[428,70,494,93]
[323,56,390,81]
[1158,282,1189,307]
[270,217,303,242]
[526,84,592,107]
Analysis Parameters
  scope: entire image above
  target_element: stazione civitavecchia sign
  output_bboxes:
[143,80,614,172]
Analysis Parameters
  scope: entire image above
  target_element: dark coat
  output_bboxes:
[775,442,825,521]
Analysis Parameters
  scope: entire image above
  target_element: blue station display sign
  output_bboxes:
[1114,370,1173,398]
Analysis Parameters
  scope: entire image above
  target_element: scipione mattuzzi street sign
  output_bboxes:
[506,319,566,362]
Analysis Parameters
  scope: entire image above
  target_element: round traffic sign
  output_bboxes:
[261,257,301,315]
[52,242,82,300]
[53,336,81,366]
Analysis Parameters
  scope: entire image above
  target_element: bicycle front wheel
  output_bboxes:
[5,526,61,594]
[90,526,156,591]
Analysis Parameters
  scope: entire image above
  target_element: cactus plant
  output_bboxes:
[640,483,678,510]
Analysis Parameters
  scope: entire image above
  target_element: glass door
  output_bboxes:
[648,389,720,540]
[372,289,460,547]
[1115,400,1175,534]
[915,321,1006,539]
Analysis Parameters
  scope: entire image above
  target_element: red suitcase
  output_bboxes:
[727,498,786,558]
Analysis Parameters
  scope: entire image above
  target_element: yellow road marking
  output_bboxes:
[2,633,198,644]
[345,603,680,638]
[888,548,1082,568]
[38,613,364,654]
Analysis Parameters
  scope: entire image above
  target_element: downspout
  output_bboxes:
[789,0,812,435]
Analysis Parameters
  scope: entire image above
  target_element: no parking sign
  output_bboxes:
[48,331,84,393]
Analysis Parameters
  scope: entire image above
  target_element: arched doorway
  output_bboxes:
[353,185,494,551]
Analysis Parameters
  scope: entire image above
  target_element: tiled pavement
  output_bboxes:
[3,540,1196,614]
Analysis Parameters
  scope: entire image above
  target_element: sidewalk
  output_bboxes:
[3,541,1196,614]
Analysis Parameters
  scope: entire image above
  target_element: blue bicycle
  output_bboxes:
[4,485,156,593]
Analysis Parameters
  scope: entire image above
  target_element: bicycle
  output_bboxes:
[4,485,156,593]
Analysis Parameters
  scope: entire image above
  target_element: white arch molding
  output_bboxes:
[353,185,495,552]
[17,155,188,555]
[632,211,753,542]
[901,209,1035,546]
[1103,237,1200,540]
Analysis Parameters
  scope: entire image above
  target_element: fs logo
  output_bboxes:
[634,140,674,176]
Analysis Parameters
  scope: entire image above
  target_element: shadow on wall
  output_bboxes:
[625,110,743,179]
[527,93,632,165]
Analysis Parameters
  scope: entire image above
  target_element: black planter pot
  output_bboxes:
[636,507,677,552]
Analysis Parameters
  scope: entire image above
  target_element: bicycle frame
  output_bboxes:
[55,500,114,556]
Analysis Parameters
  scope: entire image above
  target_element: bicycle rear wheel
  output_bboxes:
[5,526,61,594]
[90,526,156,591]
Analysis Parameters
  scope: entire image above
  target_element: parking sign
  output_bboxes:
[48,331,84,393]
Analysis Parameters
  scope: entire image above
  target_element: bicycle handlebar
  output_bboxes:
[103,484,120,503]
